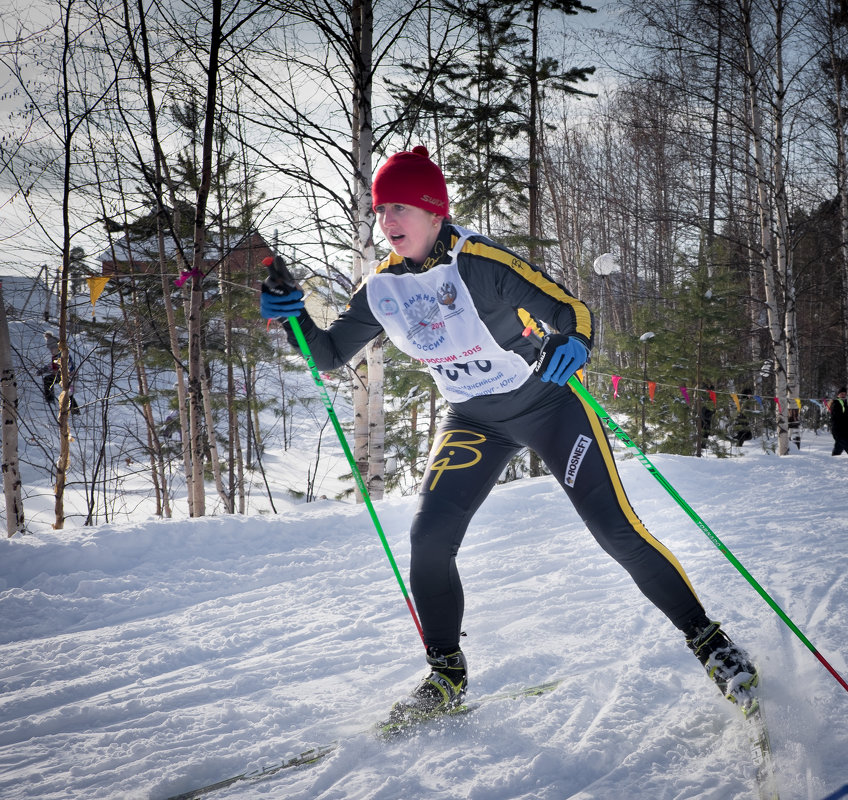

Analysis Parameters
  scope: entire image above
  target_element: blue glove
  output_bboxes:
[534,334,588,386]
[260,284,305,319]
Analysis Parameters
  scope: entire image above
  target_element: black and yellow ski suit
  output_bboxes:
[290,222,706,651]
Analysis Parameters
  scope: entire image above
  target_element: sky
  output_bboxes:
[1,279,847,800]
[0,0,621,279]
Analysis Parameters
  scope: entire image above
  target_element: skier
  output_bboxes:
[260,146,758,723]
[831,386,848,456]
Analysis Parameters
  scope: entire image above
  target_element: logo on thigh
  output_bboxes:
[427,429,485,490]
[564,434,593,487]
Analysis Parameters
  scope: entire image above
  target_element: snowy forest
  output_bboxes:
[2,0,848,532]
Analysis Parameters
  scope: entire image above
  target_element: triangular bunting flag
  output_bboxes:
[87,276,111,309]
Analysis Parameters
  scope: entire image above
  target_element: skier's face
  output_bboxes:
[376,203,443,265]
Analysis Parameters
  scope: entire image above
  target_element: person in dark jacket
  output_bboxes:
[260,146,757,722]
[831,387,848,456]
[38,331,79,414]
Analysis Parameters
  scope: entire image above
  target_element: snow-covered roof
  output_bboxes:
[97,236,224,266]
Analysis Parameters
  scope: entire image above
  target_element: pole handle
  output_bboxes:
[262,255,300,294]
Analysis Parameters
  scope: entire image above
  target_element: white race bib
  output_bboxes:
[366,252,532,403]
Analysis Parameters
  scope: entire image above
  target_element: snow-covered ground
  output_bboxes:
[1,277,847,799]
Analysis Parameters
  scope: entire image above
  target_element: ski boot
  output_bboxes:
[685,619,758,710]
[385,646,468,728]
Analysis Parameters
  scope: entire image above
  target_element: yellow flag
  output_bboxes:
[731,393,741,412]
[87,276,111,309]
[795,397,802,409]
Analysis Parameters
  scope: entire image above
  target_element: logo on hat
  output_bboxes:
[421,194,446,209]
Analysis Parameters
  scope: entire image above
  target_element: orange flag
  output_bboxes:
[86,276,111,309]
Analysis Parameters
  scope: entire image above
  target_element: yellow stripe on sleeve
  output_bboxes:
[461,238,593,342]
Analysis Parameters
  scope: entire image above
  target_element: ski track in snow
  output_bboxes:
[1,438,847,799]
[0,283,846,799]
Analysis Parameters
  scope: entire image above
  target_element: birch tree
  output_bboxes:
[737,0,798,453]
[218,0,468,501]
[0,282,25,537]
[1,0,117,525]
[816,0,848,381]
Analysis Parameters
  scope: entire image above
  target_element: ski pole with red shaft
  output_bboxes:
[262,255,425,646]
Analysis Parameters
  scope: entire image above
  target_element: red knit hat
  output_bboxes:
[372,145,449,216]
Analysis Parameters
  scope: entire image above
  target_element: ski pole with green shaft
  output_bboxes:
[567,373,848,696]
[262,255,425,646]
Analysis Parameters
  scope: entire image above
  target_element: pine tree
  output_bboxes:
[623,261,756,456]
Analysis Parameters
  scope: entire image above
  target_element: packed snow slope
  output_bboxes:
[1,430,847,800]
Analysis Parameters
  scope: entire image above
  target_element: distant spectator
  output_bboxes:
[787,406,801,450]
[732,412,753,446]
[158,410,182,441]
[699,402,713,445]
[831,386,848,456]
[38,331,79,415]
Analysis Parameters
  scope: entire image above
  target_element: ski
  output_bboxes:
[744,696,780,800]
[163,744,338,800]
[164,679,562,800]
[376,679,562,738]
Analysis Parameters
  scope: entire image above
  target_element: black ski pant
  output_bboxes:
[409,379,706,652]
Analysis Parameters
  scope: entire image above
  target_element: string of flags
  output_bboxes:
[85,269,207,316]
[80,278,836,415]
[595,371,831,413]
[173,268,204,288]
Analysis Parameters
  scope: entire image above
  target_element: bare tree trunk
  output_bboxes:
[0,283,25,537]
[163,250,193,514]
[527,0,542,264]
[93,121,171,518]
[352,0,384,500]
[352,358,369,500]
[221,268,238,514]
[121,275,170,518]
[366,334,385,498]
[201,364,229,510]
[825,0,848,382]
[126,0,191,514]
[184,0,225,516]
[706,3,723,254]
[771,0,800,448]
[740,0,790,454]
[53,0,76,530]
[216,173,235,515]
